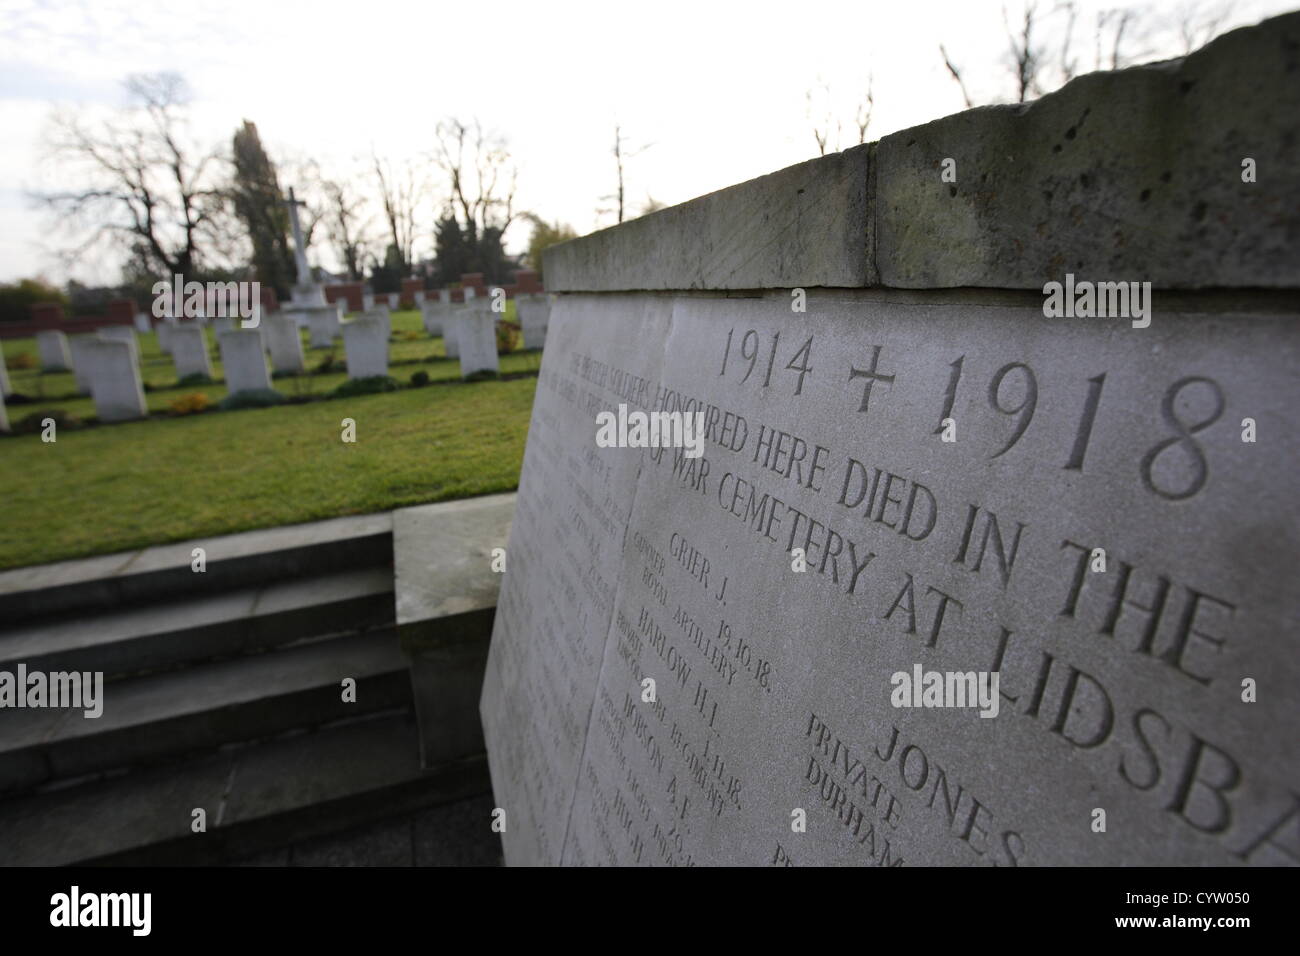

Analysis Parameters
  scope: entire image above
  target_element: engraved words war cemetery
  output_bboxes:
[0,1,1295,929]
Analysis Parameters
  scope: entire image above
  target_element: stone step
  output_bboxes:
[0,566,396,679]
[0,628,410,794]
[0,511,393,624]
[0,710,491,866]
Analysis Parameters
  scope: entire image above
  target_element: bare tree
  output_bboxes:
[600,125,652,224]
[853,78,875,145]
[805,82,839,156]
[1057,1,1079,86]
[432,118,518,247]
[805,79,874,157]
[321,176,373,281]
[37,72,228,278]
[940,44,975,109]
[372,153,423,273]
[1171,0,1230,54]
[1005,1,1043,103]
[941,2,1230,107]
[611,125,627,223]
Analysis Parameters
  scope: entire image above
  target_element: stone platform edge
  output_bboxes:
[543,11,1299,294]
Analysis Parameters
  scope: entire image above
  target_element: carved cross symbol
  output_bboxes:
[849,345,896,415]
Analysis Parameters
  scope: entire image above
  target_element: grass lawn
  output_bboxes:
[0,372,537,572]
[1,307,539,423]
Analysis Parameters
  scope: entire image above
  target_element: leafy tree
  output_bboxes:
[0,278,70,324]
[523,215,578,282]
[433,215,471,286]
[229,120,295,298]
[369,243,405,293]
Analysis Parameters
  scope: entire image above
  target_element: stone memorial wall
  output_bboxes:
[480,15,1300,867]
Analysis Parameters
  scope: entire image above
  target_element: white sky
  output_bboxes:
[0,0,1293,284]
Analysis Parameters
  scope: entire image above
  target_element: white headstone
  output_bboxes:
[341,315,388,379]
[0,344,10,398]
[35,330,71,372]
[156,322,174,355]
[457,302,499,378]
[362,292,375,311]
[84,338,147,422]
[516,293,552,350]
[420,295,447,337]
[211,316,236,336]
[445,289,473,359]
[132,312,152,334]
[443,311,463,358]
[68,336,99,395]
[363,306,391,343]
[263,314,305,374]
[170,323,212,380]
[303,305,340,348]
[98,325,140,365]
[218,329,271,394]
[414,290,425,305]
[0,387,7,433]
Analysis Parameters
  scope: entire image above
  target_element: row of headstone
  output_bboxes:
[361,292,401,311]
[16,288,540,428]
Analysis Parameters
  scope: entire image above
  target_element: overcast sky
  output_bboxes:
[0,0,1292,285]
